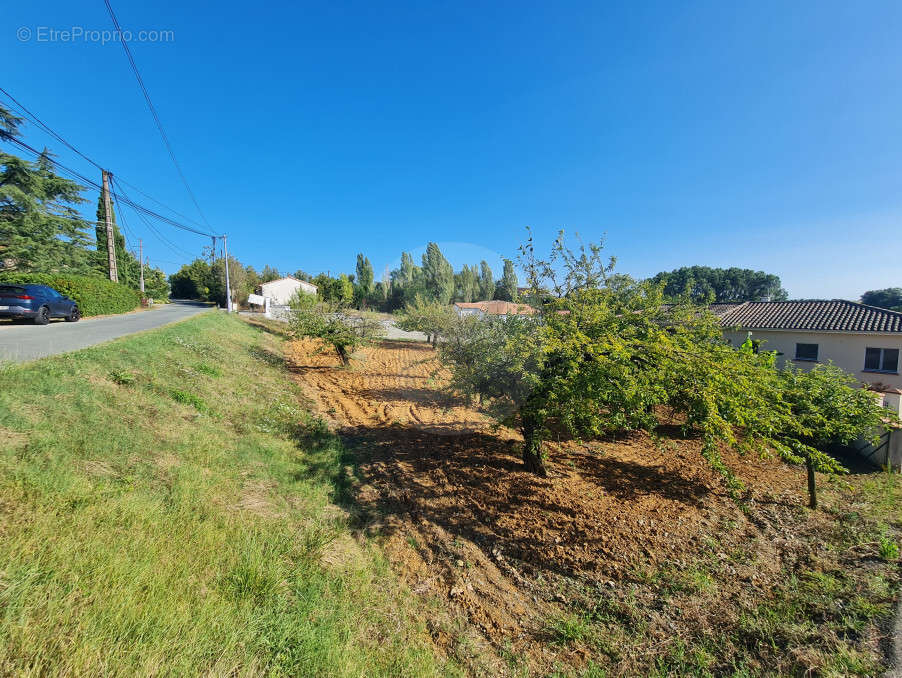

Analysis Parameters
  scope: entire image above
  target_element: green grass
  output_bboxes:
[0,313,452,677]
[539,478,902,677]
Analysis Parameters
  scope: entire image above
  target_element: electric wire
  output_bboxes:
[103,0,213,230]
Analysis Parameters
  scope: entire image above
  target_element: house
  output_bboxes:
[256,276,317,306]
[454,300,536,319]
[716,300,902,392]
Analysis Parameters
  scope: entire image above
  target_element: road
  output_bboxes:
[0,301,213,362]
[239,310,429,342]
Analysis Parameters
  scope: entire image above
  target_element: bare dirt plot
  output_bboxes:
[285,338,900,676]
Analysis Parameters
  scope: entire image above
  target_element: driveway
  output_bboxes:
[0,301,213,362]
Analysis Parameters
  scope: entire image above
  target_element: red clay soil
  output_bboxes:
[283,339,859,675]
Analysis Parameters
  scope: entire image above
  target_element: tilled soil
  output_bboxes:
[284,338,892,676]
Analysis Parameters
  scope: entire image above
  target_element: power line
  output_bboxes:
[0,86,211,231]
[5,135,217,238]
[103,0,212,230]
[0,85,104,172]
[112,177,199,260]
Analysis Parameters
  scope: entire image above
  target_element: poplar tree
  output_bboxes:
[422,242,454,304]
[494,258,518,301]
[478,260,494,301]
[356,253,374,293]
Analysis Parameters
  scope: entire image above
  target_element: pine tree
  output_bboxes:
[0,107,94,274]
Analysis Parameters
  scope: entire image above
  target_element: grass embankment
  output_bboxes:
[0,313,451,676]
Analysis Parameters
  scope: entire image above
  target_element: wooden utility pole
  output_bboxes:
[101,170,118,283]
[222,234,232,312]
[138,239,145,294]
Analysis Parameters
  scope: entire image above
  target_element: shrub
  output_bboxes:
[0,273,141,316]
[879,536,899,561]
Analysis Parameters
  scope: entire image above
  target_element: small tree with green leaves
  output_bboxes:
[439,231,886,508]
[396,295,456,347]
[776,363,885,508]
[288,293,384,365]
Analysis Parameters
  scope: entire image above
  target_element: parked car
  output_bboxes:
[0,284,80,325]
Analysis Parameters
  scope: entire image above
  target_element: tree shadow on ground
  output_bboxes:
[332,423,713,581]
[242,317,293,339]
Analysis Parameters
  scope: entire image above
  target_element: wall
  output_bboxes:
[722,329,902,390]
[260,278,316,306]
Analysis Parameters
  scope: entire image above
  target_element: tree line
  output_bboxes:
[173,241,523,311]
[316,243,521,312]
[0,103,169,299]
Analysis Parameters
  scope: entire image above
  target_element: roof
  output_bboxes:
[454,301,536,316]
[717,300,902,333]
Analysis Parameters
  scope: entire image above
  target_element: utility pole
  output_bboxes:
[101,170,118,283]
[222,234,232,312]
[210,236,216,265]
[138,239,145,294]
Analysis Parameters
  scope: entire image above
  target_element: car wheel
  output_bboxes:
[65,306,80,322]
[34,306,50,325]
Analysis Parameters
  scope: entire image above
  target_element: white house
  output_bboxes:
[717,299,902,396]
[256,276,317,306]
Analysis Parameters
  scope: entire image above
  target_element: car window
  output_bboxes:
[44,288,60,298]
[0,285,26,295]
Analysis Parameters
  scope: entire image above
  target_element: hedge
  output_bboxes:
[0,273,141,316]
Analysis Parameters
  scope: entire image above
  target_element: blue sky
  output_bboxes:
[4,1,901,298]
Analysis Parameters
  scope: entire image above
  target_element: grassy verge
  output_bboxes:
[0,313,452,676]
[539,473,902,677]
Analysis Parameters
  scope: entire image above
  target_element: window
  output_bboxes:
[794,343,818,362]
[864,347,899,373]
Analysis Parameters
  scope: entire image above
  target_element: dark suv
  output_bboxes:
[0,284,80,325]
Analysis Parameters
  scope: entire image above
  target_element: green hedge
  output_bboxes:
[0,273,141,316]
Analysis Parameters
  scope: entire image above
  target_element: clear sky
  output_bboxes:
[4,1,901,298]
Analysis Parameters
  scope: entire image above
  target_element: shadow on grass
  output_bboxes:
[243,317,293,340]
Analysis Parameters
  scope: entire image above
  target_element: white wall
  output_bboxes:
[722,329,902,390]
[260,278,316,306]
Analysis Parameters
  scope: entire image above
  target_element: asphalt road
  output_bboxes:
[0,301,213,363]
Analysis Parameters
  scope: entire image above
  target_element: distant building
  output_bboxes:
[454,300,536,319]
[256,276,317,306]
